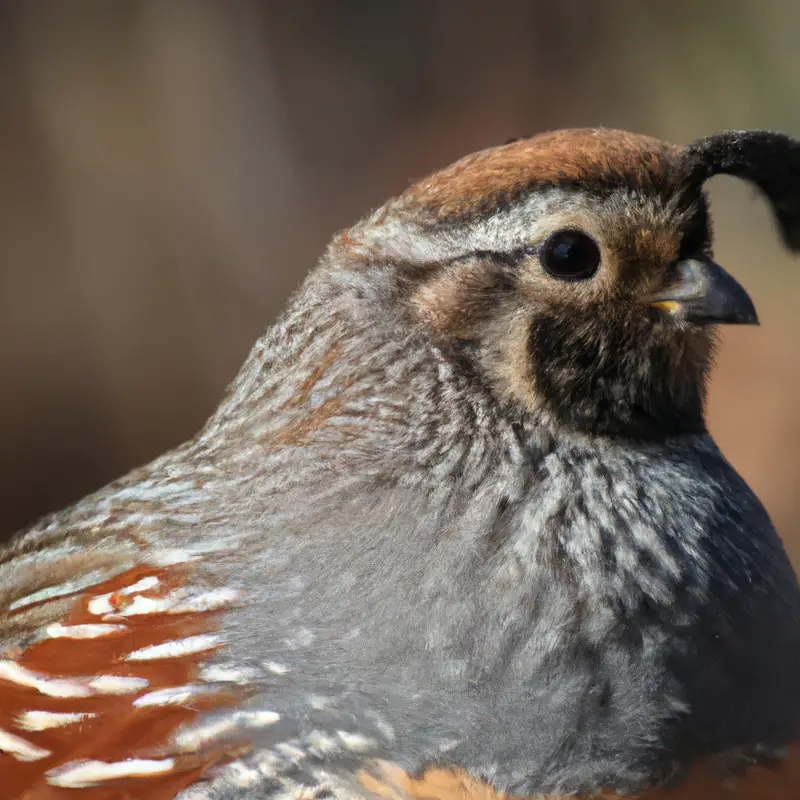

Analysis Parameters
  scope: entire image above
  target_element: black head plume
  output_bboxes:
[684,130,800,251]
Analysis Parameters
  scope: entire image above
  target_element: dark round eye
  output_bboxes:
[539,229,601,280]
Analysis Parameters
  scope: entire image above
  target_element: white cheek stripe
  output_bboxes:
[47,757,176,788]
[0,727,51,761]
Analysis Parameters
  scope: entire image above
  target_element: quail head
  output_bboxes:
[1,128,800,800]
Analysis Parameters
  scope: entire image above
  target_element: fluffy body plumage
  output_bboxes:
[0,128,799,799]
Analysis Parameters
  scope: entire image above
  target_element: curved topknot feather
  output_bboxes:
[685,130,800,251]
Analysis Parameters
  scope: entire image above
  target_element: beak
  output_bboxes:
[648,258,759,325]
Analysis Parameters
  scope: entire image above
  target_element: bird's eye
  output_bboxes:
[539,229,601,281]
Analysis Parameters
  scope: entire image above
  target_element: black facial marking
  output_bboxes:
[685,130,800,251]
[529,311,707,439]
[677,199,712,261]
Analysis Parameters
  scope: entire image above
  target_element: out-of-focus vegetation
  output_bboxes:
[0,1,798,559]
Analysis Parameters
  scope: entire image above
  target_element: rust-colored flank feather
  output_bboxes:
[4,560,798,800]
[0,562,240,799]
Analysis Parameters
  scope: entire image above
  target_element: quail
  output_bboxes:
[1,128,800,800]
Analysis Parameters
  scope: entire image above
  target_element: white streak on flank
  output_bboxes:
[149,549,202,566]
[9,586,67,612]
[89,675,149,694]
[276,742,307,760]
[176,588,239,613]
[237,710,282,727]
[133,684,218,707]
[106,485,154,502]
[9,570,117,611]
[87,575,161,616]
[47,757,176,788]
[0,727,51,761]
[223,762,261,788]
[118,588,239,617]
[0,661,92,698]
[126,634,221,661]
[306,730,339,754]
[199,664,259,684]
[46,622,126,639]
[150,542,234,567]
[174,710,280,751]
[173,718,237,750]
[116,595,174,616]
[119,576,160,595]
[72,514,110,530]
[17,711,97,731]
[104,515,159,531]
[337,731,374,752]
[264,661,289,675]
[87,595,114,615]
[111,480,201,502]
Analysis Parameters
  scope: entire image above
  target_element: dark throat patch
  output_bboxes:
[528,310,708,439]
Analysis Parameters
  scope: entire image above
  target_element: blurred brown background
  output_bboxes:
[0,1,798,560]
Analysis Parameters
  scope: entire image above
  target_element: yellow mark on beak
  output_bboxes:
[650,300,681,314]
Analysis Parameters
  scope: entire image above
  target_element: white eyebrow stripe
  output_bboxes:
[0,726,51,761]
[0,661,92,698]
[16,711,98,731]
[47,757,176,787]
[354,187,582,263]
[126,634,221,661]
[45,622,127,639]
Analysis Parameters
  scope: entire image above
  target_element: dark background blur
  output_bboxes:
[0,1,798,561]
